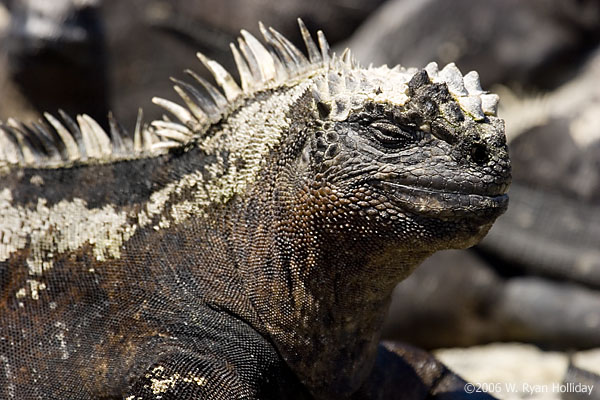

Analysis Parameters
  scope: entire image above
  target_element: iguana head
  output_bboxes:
[287,60,511,254]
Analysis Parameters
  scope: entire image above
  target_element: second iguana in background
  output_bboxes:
[0,19,510,399]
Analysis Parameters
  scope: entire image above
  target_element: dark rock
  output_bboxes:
[382,250,500,348]
[494,278,600,348]
[2,0,109,124]
[344,0,600,90]
[561,364,600,400]
[479,49,600,287]
[383,250,600,349]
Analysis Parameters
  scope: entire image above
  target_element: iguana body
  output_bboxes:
[0,20,510,399]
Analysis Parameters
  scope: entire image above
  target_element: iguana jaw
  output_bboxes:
[374,180,509,218]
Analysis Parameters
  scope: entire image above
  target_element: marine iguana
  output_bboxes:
[0,20,510,399]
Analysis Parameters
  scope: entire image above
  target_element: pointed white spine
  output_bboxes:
[133,108,143,153]
[241,29,277,82]
[269,26,309,69]
[196,52,242,102]
[82,114,112,157]
[152,97,197,130]
[298,18,321,64]
[317,30,330,64]
[172,84,211,124]
[44,112,80,161]
[0,127,20,164]
[230,43,254,93]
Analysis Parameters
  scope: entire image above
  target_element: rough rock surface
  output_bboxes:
[343,0,600,90]
[436,344,600,400]
[383,250,600,349]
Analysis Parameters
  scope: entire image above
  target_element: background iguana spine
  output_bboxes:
[0,19,510,399]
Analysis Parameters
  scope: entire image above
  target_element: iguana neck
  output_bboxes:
[230,187,430,398]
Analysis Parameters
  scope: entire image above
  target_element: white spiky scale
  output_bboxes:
[269,26,309,69]
[238,37,263,84]
[172,84,211,124]
[344,73,360,92]
[173,79,221,123]
[57,110,87,157]
[151,97,198,129]
[341,48,352,66]
[458,96,485,121]
[0,128,19,164]
[437,63,468,96]
[107,112,130,154]
[257,23,294,83]
[327,70,345,95]
[30,122,60,161]
[258,22,293,70]
[133,108,144,153]
[317,65,415,121]
[312,75,331,104]
[463,71,484,95]
[6,119,35,164]
[297,18,322,64]
[151,140,180,151]
[241,29,277,83]
[195,52,243,102]
[142,124,159,151]
[423,62,493,120]
[184,70,229,110]
[153,128,191,143]
[270,51,289,83]
[44,112,80,161]
[317,30,330,64]
[152,125,192,143]
[370,68,412,105]
[230,43,255,93]
[151,120,192,135]
[81,114,112,157]
[481,93,500,116]
[424,62,439,79]
[76,115,99,159]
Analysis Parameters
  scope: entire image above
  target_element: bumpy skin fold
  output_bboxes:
[0,21,509,399]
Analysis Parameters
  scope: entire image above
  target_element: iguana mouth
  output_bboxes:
[374,181,509,218]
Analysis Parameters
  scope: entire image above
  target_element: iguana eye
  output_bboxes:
[369,120,412,146]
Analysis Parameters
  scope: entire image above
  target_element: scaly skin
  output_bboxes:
[0,20,509,399]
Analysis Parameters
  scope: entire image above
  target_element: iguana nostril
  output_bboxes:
[470,143,488,164]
